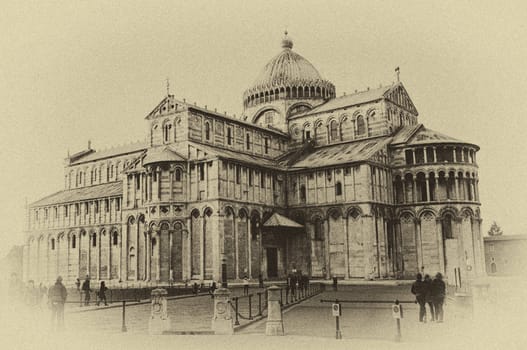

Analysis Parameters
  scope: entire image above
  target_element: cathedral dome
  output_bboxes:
[243,33,335,108]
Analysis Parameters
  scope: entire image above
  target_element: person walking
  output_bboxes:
[48,276,67,331]
[431,272,446,322]
[424,274,435,322]
[75,278,81,291]
[209,281,217,299]
[97,281,108,306]
[243,276,250,296]
[258,273,264,289]
[411,273,428,322]
[81,275,91,306]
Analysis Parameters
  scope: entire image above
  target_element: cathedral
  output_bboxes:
[23,34,484,287]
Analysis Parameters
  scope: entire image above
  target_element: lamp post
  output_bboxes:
[221,253,228,288]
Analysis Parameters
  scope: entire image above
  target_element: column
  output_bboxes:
[455,175,460,200]
[97,233,101,280]
[87,235,91,279]
[169,168,174,201]
[324,219,330,278]
[402,180,407,204]
[433,174,439,201]
[344,216,350,279]
[247,218,252,279]
[412,149,416,164]
[200,215,205,279]
[412,177,417,203]
[234,215,239,280]
[108,232,111,280]
[425,175,431,202]
[157,231,161,281]
[423,147,428,163]
[414,218,423,272]
[143,233,148,281]
[453,147,457,162]
[118,230,122,281]
[436,219,445,274]
[432,147,437,163]
[169,231,173,281]
[146,232,151,281]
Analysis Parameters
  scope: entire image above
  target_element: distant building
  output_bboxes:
[484,235,527,276]
[23,33,484,286]
[1,245,24,281]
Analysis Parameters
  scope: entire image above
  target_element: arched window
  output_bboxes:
[92,233,97,247]
[335,181,342,196]
[441,215,453,239]
[356,116,365,136]
[204,122,211,141]
[314,218,324,240]
[71,235,76,249]
[490,262,497,273]
[227,127,233,145]
[300,185,306,202]
[51,238,55,250]
[264,138,269,154]
[129,247,135,269]
[175,168,182,182]
[330,120,339,141]
[163,123,172,143]
[112,232,118,245]
[151,238,156,256]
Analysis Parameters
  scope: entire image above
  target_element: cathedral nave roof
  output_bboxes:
[30,181,123,207]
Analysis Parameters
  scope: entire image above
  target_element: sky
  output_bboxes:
[1,0,526,257]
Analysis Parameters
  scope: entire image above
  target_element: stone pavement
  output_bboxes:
[2,282,526,350]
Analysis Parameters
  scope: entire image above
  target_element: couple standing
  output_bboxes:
[411,272,446,323]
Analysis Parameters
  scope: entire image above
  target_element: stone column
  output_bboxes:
[146,232,151,281]
[96,233,101,281]
[414,218,423,273]
[265,285,284,335]
[344,215,350,279]
[423,147,428,163]
[432,147,437,163]
[455,176,460,200]
[212,287,234,335]
[425,175,431,202]
[324,219,330,279]
[436,218,445,275]
[247,218,252,279]
[169,231,173,282]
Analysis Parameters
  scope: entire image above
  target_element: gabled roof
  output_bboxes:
[263,213,303,228]
[284,137,391,168]
[143,146,186,166]
[292,82,418,118]
[390,124,423,145]
[187,141,284,169]
[70,141,147,165]
[30,182,123,207]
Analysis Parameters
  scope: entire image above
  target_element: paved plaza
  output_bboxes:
[1,283,526,350]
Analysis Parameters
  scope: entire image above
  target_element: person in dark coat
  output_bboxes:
[431,272,446,322]
[411,273,427,322]
[258,273,264,289]
[192,282,199,296]
[209,281,217,299]
[81,275,91,306]
[424,274,435,321]
[97,281,108,306]
[48,276,67,330]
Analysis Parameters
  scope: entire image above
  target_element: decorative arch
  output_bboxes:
[417,207,438,219]
[460,207,474,218]
[327,207,343,220]
[439,206,458,219]
[238,207,249,219]
[203,207,214,217]
[190,208,200,218]
[127,216,136,225]
[251,106,281,124]
[346,206,363,220]
[223,205,235,217]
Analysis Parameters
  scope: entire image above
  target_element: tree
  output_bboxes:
[488,221,503,236]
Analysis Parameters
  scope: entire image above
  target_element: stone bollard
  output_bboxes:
[266,285,284,336]
[212,287,234,335]
[148,288,171,335]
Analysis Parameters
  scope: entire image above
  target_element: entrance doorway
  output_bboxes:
[266,248,278,278]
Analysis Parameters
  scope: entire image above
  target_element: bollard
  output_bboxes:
[212,287,234,335]
[392,299,403,342]
[266,285,284,336]
[234,297,240,326]
[121,301,127,332]
[148,288,171,335]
